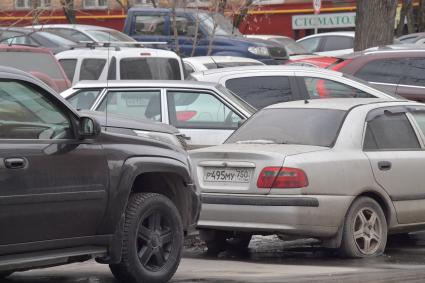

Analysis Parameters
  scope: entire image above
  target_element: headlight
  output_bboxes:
[133,130,185,149]
[248,46,270,57]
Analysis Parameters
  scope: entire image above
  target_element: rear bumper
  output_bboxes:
[198,193,354,238]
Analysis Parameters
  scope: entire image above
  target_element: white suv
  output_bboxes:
[56,47,184,85]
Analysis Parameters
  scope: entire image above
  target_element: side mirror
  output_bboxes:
[78,116,101,139]
[238,119,247,128]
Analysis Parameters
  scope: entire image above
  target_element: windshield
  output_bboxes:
[0,52,65,80]
[199,13,242,36]
[226,108,346,147]
[272,38,309,55]
[216,84,256,114]
[33,31,77,47]
[120,58,182,80]
[86,30,136,42]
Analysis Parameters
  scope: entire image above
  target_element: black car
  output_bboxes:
[0,66,200,283]
[0,27,76,54]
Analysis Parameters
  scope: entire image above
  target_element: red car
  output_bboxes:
[0,44,70,92]
[285,55,341,69]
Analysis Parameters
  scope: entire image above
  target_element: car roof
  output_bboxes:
[30,24,115,31]
[297,31,355,41]
[56,47,179,59]
[183,56,263,64]
[266,98,410,111]
[192,65,344,77]
[0,43,51,53]
[71,80,221,89]
[344,47,425,58]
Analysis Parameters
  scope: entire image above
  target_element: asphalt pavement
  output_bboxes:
[4,233,425,283]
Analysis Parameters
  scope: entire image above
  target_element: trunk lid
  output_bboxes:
[190,143,327,195]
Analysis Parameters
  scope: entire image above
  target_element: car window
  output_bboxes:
[0,80,72,139]
[184,62,195,74]
[173,17,193,36]
[364,112,420,150]
[59,59,77,82]
[167,90,242,129]
[225,76,294,109]
[97,90,162,121]
[133,15,166,36]
[67,89,102,110]
[400,58,425,87]
[46,28,91,43]
[79,58,106,80]
[85,30,135,42]
[227,108,346,147]
[303,77,374,98]
[107,57,117,80]
[120,58,181,80]
[356,59,407,84]
[0,51,65,80]
[322,36,353,51]
[411,111,425,137]
[298,37,321,53]
[0,32,37,46]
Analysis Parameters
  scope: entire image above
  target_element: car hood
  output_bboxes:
[80,110,179,134]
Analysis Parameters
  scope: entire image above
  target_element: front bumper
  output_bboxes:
[198,193,354,238]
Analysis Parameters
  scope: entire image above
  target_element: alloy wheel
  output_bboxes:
[352,207,383,255]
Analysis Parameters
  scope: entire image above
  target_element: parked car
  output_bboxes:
[190,66,398,109]
[0,66,200,282]
[56,46,184,85]
[123,8,288,64]
[296,31,355,57]
[61,80,255,147]
[286,55,341,68]
[0,44,70,92]
[245,34,311,58]
[398,32,425,44]
[30,24,137,43]
[190,97,425,258]
[0,27,76,54]
[183,56,264,74]
[329,49,425,102]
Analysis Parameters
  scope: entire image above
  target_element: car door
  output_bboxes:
[165,89,244,148]
[0,79,108,248]
[363,106,425,224]
[222,73,301,109]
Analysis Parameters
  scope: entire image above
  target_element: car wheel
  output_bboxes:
[110,193,183,283]
[205,231,252,255]
[339,197,387,258]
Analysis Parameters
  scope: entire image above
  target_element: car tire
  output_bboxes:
[205,231,252,255]
[339,197,387,258]
[110,193,183,283]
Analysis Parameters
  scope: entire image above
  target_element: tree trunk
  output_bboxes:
[354,0,397,51]
[61,0,76,24]
[419,0,425,32]
[396,0,410,36]
[406,0,415,34]
[218,0,227,15]
[171,0,180,55]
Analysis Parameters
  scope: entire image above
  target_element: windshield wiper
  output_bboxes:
[236,139,276,144]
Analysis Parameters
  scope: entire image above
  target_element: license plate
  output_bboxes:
[203,168,252,183]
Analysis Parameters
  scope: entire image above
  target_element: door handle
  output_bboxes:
[378,161,392,171]
[4,158,26,169]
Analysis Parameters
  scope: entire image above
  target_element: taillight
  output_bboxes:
[257,167,308,189]
[330,59,352,71]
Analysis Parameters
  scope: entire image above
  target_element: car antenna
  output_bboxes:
[210,56,219,69]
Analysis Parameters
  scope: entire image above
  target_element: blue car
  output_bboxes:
[123,8,288,64]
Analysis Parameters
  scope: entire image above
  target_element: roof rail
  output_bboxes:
[71,41,168,51]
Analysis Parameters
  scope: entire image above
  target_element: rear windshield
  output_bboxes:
[120,58,181,80]
[0,51,65,80]
[226,108,346,147]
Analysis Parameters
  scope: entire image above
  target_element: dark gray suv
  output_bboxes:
[0,66,200,283]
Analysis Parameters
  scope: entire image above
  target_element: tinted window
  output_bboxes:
[227,108,346,147]
[46,28,91,42]
[356,59,407,84]
[303,77,373,98]
[322,36,353,51]
[0,52,65,80]
[120,58,181,80]
[400,58,425,87]
[59,59,77,82]
[0,80,72,139]
[225,76,294,109]
[97,90,161,121]
[67,89,102,110]
[410,110,425,137]
[133,15,166,36]
[364,112,420,150]
[79,59,106,80]
[298,37,321,53]
[167,91,242,129]
[107,57,116,80]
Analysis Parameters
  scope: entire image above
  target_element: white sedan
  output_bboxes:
[183,56,264,75]
[191,98,425,258]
